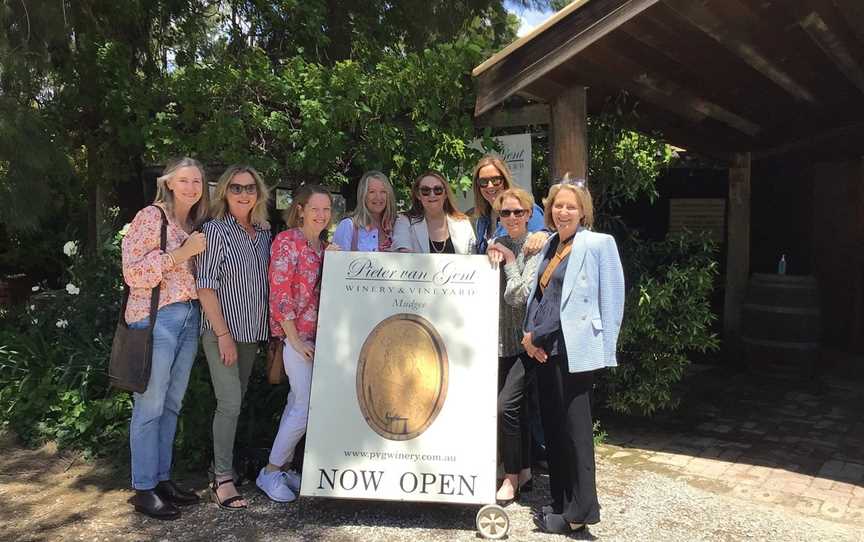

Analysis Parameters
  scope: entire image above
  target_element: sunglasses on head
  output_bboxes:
[477,175,505,188]
[499,208,527,218]
[228,183,258,195]
[419,185,445,196]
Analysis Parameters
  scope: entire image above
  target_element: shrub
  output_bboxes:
[599,230,720,415]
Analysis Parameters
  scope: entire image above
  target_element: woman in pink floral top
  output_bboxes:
[121,157,209,521]
[257,184,334,503]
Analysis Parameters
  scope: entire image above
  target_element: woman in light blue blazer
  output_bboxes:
[522,178,625,535]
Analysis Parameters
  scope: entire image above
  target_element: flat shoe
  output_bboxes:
[533,512,586,534]
[211,478,247,511]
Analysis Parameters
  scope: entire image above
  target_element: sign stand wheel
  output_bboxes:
[476,504,510,539]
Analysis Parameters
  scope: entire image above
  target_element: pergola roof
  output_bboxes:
[473,0,864,157]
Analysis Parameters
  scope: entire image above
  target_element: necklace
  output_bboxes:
[430,238,448,253]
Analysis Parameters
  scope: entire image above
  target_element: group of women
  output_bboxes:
[120,154,624,535]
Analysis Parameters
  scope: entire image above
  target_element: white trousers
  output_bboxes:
[268,342,313,467]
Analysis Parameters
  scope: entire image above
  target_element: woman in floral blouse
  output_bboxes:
[257,184,333,503]
[121,157,209,520]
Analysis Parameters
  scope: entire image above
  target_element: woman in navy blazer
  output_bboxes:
[522,178,625,535]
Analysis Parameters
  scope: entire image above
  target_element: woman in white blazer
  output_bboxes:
[391,170,476,254]
[522,177,625,535]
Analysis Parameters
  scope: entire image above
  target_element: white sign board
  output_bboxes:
[300,252,499,505]
[456,133,533,212]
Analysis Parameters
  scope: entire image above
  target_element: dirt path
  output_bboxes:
[1,431,861,541]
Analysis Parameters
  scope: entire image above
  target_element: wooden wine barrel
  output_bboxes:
[741,273,821,377]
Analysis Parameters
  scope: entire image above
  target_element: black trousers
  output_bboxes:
[497,354,534,474]
[536,356,600,525]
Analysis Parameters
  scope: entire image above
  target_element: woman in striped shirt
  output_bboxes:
[332,170,397,252]
[196,165,272,510]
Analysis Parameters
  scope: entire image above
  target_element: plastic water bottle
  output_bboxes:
[777,254,787,275]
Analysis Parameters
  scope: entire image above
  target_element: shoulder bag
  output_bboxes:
[108,205,168,393]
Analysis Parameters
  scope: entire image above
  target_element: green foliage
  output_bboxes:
[600,231,720,415]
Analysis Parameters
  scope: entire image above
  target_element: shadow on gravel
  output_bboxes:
[599,360,864,487]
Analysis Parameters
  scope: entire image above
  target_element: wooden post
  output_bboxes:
[723,152,752,354]
[550,86,588,180]
[852,158,864,352]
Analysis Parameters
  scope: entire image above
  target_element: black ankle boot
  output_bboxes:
[132,489,181,520]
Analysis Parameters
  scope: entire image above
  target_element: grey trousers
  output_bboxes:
[202,330,258,477]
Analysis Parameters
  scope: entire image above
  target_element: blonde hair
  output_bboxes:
[543,175,594,230]
[284,184,333,234]
[351,171,397,232]
[492,187,535,215]
[406,170,467,222]
[209,165,271,226]
[154,157,210,227]
[472,154,514,218]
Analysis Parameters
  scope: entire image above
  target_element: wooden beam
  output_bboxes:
[474,0,659,116]
[551,86,588,179]
[797,5,864,95]
[723,152,752,353]
[663,0,818,104]
[754,121,864,160]
[475,104,551,128]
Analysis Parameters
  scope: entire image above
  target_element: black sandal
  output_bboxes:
[211,478,247,511]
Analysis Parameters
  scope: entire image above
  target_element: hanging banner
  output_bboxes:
[456,133,533,212]
[300,251,499,504]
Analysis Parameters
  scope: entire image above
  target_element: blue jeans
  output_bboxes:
[129,301,200,490]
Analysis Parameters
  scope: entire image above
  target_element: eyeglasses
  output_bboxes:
[499,208,527,218]
[419,185,445,197]
[477,175,505,188]
[228,183,258,195]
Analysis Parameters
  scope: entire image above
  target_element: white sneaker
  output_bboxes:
[256,467,297,503]
[282,469,302,494]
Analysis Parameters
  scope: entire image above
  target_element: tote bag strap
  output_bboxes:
[147,205,169,327]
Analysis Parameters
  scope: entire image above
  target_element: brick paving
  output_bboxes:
[599,364,864,527]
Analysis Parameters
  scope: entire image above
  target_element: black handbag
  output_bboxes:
[108,205,168,393]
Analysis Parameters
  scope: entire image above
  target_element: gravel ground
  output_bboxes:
[1,433,861,542]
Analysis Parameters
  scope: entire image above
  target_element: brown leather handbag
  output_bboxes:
[266,338,286,385]
[108,206,167,393]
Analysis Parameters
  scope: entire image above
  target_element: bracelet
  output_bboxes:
[216,330,230,338]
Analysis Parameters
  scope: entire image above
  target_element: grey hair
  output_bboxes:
[154,157,210,227]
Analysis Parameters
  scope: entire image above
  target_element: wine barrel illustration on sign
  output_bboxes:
[356,314,449,441]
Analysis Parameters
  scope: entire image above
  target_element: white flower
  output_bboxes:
[56,319,69,329]
[63,241,79,257]
[66,283,80,295]
[31,318,38,325]
[29,305,35,311]
[119,223,131,238]
[31,285,40,292]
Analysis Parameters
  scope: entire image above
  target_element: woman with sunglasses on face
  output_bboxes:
[522,177,625,535]
[486,188,543,506]
[392,170,476,254]
[196,165,271,511]
[259,185,334,503]
[472,155,548,256]
[332,171,397,252]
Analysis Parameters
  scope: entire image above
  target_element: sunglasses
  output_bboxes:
[477,175,505,188]
[499,208,527,218]
[228,183,258,195]
[419,185,445,197]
